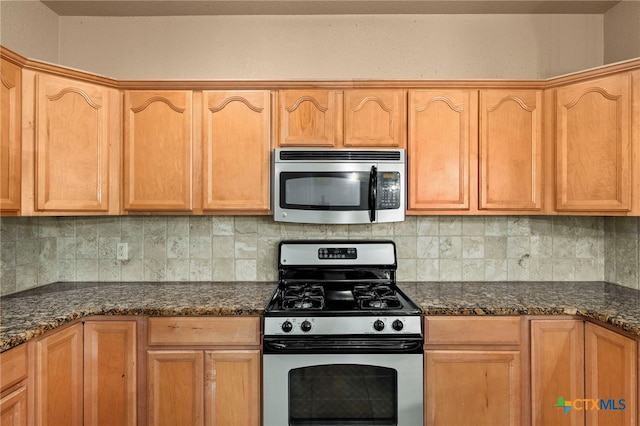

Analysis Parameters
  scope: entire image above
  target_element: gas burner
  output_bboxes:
[282,284,325,311]
[353,284,403,310]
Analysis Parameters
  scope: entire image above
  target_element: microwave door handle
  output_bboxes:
[368,165,377,222]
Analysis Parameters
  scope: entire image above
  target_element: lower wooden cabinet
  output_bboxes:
[34,323,83,426]
[147,317,261,426]
[0,344,30,426]
[424,316,523,426]
[83,320,137,426]
[531,319,638,426]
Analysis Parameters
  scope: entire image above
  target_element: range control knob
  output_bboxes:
[300,320,312,332]
[281,321,293,333]
[373,319,385,332]
[392,319,404,331]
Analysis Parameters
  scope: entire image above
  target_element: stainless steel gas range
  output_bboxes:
[263,240,423,426]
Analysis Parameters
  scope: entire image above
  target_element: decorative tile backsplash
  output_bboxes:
[1,215,638,296]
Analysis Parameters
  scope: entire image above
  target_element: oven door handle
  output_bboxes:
[264,336,422,354]
[368,165,377,222]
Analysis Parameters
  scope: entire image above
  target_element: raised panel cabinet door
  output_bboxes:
[479,89,543,211]
[0,385,28,426]
[35,323,83,426]
[408,90,475,211]
[84,321,137,426]
[556,73,632,211]
[124,91,193,211]
[530,320,585,426]
[202,91,271,212]
[344,89,405,148]
[425,350,521,426]
[147,350,204,426]
[36,74,114,212]
[0,58,21,213]
[204,350,260,426]
[278,89,339,147]
[585,323,637,426]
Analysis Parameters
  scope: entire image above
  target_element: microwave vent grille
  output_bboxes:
[279,150,402,162]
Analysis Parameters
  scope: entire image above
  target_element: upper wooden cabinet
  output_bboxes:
[31,73,120,214]
[344,89,405,148]
[480,89,543,211]
[555,73,632,212]
[408,89,476,211]
[277,89,405,148]
[0,58,21,214]
[124,90,193,212]
[202,91,271,213]
[278,89,340,147]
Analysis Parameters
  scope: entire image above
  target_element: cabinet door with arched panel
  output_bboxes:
[278,90,340,147]
[0,58,21,214]
[344,89,405,148]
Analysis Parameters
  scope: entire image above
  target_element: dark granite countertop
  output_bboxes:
[1,281,639,352]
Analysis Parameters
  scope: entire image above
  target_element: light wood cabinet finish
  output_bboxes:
[530,319,585,426]
[124,90,193,212]
[34,323,83,426]
[278,89,340,147]
[479,89,543,211]
[202,91,271,213]
[425,350,521,426]
[555,73,632,212]
[34,74,119,213]
[424,317,523,426]
[147,350,204,426]
[0,58,21,213]
[408,90,476,211]
[148,317,261,346]
[344,89,405,148]
[0,344,29,426]
[204,350,260,426]
[585,323,637,426]
[84,321,137,426]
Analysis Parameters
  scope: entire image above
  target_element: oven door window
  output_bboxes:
[280,172,370,211]
[288,364,397,425]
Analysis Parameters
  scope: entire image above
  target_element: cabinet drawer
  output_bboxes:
[148,317,261,346]
[425,316,521,345]
[1,344,28,391]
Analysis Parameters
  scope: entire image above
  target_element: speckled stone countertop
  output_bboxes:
[1,281,639,353]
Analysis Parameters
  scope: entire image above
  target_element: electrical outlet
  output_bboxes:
[116,243,128,260]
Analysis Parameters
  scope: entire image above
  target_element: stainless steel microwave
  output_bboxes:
[273,148,406,224]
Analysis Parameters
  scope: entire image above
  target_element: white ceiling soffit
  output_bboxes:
[40,0,623,16]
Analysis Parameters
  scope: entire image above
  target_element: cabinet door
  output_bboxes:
[278,90,340,147]
[0,58,21,213]
[408,90,475,211]
[556,73,631,211]
[202,91,271,212]
[35,323,83,426]
[530,320,585,426]
[35,74,117,213]
[344,89,405,148]
[84,321,137,426]
[147,350,204,426]
[0,386,28,426]
[204,350,260,426]
[585,323,637,426]
[124,91,193,211]
[425,350,521,426]
[479,89,543,211]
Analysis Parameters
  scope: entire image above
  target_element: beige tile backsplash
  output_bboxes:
[1,215,638,296]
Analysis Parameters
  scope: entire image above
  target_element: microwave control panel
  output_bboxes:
[377,172,401,209]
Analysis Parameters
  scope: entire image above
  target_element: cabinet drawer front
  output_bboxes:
[148,317,261,346]
[425,316,521,345]
[0,344,28,391]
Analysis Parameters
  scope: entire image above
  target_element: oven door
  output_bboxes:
[263,350,423,426]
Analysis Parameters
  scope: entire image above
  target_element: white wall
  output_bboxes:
[604,1,640,64]
[0,0,59,63]
[57,14,604,80]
